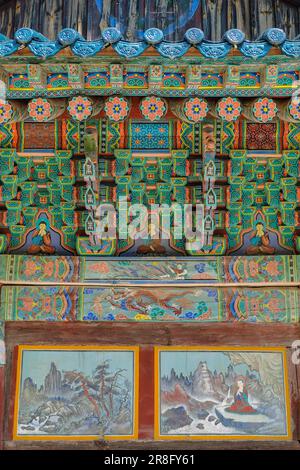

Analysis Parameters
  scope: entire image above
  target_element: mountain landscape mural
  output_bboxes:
[15,348,136,438]
[158,350,289,438]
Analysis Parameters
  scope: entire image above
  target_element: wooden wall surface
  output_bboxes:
[2,321,300,450]
[0,0,299,41]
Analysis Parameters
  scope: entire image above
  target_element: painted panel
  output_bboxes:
[13,345,139,440]
[83,256,299,283]
[155,347,291,440]
[81,286,221,322]
[1,286,78,321]
[1,255,299,284]
[11,255,80,282]
[129,122,171,149]
[1,285,299,323]
[83,258,220,282]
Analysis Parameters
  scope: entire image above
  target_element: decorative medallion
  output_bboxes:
[140,96,167,121]
[102,27,122,44]
[0,100,13,124]
[288,97,300,120]
[104,96,130,122]
[217,97,242,121]
[184,97,208,122]
[68,96,93,121]
[14,27,35,44]
[144,28,164,44]
[253,98,278,122]
[57,28,80,46]
[223,29,245,45]
[28,98,53,122]
[184,28,204,45]
[263,28,286,46]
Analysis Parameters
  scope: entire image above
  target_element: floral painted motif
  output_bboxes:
[217,97,241,121]
[149,65,162,77]
[68,96,93,121]
[140,96,166,121]
[110,64,122,77]
[104,96,130,121]
[0,99,13,124]
[184,97,208,122]
[288,97,300,120]
[253,98,278,122]
[28,98,53,122]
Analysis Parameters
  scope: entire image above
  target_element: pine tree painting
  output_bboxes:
[14,347,137,439]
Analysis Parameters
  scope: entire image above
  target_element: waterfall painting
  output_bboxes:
[155,347,291,440]
[13,345,139,440]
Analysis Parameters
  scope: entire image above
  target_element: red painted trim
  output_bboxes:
[138,346,154,440]
[0,367,5,449]
[7,346,19,441]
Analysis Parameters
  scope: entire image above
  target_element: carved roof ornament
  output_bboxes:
[101,27,122,44]
[143,28,164,45]
[0,27,299,59]
[184,28,204,45]
[223,29,245,45]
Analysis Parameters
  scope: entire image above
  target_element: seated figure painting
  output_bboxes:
[228,378,257,414]
[230,213,292,256]
[10,212,74,256]
[28,218,55,255]
[246,221,275,255]
[156,347,291,440]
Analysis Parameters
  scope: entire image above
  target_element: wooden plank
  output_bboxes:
[62,0,87,38]
[40,0,63,39]
[0,367,4,450]
[3,439,300,451]
[4,344,17,442]
[296,357,300,440]
[138,346,154,440]
[287,348,299,441]
[87,0,101,40]
[99,0,112,34]
[0,0,16,38]
[5,321,300,347]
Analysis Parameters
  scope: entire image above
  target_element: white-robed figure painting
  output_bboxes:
[155,347,291,440]
[13,346,139,440]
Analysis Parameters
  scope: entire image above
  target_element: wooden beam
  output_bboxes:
[4,321,300,347]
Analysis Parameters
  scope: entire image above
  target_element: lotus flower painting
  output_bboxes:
[155,347,291,440]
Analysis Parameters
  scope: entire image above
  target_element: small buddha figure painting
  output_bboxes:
[246,221,275,255]
[11,212,74,255]
[155,347,291,440]
[231,214,292,255]
[28,218,55,255]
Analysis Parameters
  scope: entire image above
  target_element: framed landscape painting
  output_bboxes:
[13,345,139,440]
[154,346,291,440]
